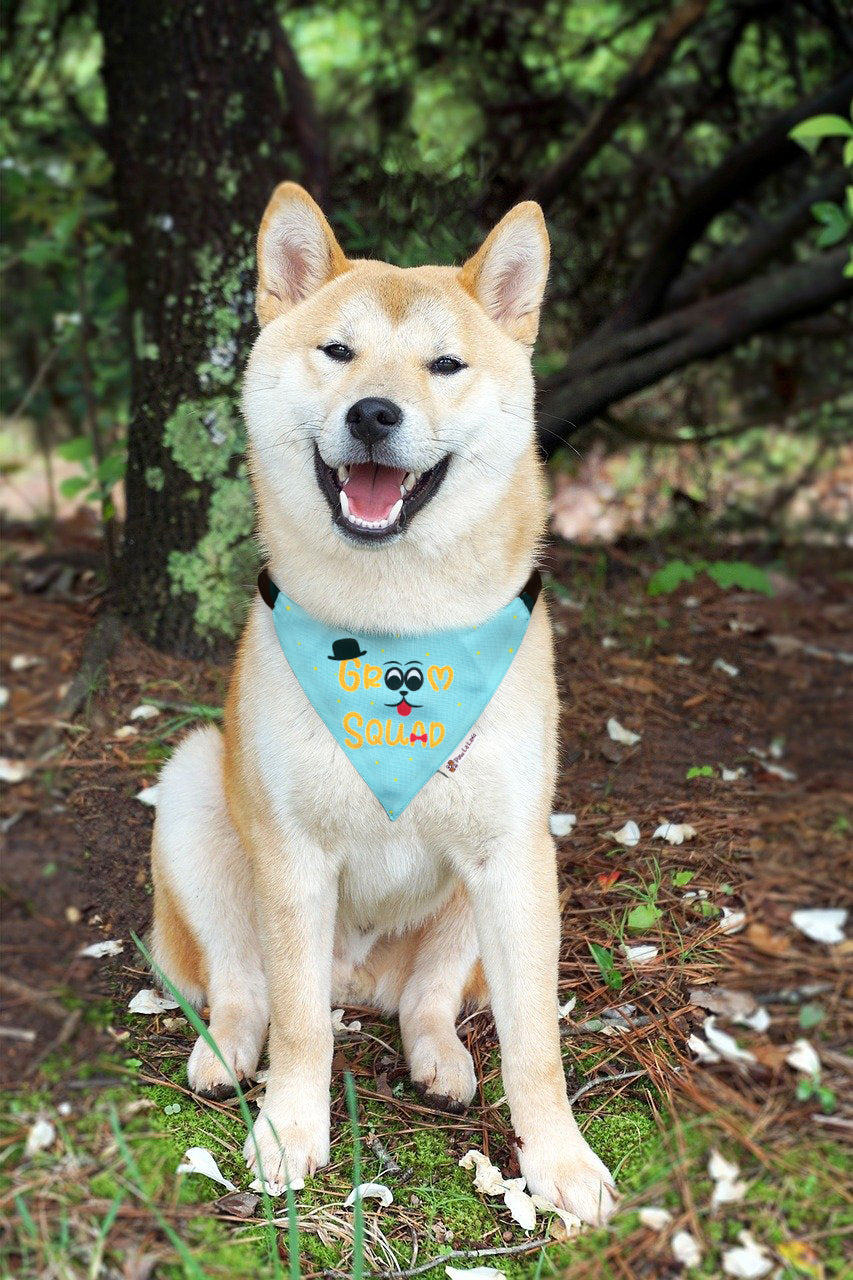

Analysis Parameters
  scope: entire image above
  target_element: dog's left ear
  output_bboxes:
[255,182,350,326]
[458,202,550,345]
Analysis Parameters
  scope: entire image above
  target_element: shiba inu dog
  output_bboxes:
[149,183,617,1224]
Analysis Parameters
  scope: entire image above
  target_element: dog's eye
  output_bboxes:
[319,342,354,363]
[384,666,404,691]
[404,667,424,692]
[429,355,466,376]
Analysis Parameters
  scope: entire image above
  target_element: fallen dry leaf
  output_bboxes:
[128,988,180,1015]
[609,820,641,847]
[597,869,622,889]
[78,939,124,958]
[459,1149,507,1197]
[653,821,696,845]
[722,1231,773,1277]
[791,908,847,945]
[786,1038,821,1077]
[25,1116,55,1157]
[638,1206,673,1231]
[344,1182,393,1209]
[704,1016,756,1065]
[607,717,641,746]
[215,1190,260,1218]
[745,923,790,957]
[549,812,577,838]
[176,1147,236,1193]
[672,1228,702,1268]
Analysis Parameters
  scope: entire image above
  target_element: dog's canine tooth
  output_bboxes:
[403,472,417,493]
[388,499,403,524]
[336,465,349,484]
[340,491,351,518]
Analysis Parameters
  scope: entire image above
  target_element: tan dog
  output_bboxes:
[149,183,617,1224]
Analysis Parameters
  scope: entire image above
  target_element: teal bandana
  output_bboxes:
[259,569,541,820]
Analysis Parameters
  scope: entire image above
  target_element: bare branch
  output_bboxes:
[595,70,853,334]
[664,168,847,309]
[522,0,711,208]
[540,250,852,451]
[272,19,330,204]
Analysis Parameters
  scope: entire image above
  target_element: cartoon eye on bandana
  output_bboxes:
[384,662,424,716]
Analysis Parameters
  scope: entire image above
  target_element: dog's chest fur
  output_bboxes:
[231,599,553,937]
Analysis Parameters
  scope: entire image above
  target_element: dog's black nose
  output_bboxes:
[346,397,403,446]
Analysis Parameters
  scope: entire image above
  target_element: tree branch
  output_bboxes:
[540,249,851,451]
[664,168,847,309]
[594,70,853,334]
[271,19,330,204]
[522,0,710,208]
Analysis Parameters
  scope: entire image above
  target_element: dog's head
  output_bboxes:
[244,183,549,559]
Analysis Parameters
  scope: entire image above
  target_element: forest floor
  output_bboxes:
[1,522,851,1280]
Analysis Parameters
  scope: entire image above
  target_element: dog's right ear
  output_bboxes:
[255,182,349,326]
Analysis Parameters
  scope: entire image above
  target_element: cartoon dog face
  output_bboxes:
[383,661,424,716]
[243,184,550,560]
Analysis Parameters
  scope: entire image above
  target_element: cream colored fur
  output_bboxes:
[149,183,617,1225]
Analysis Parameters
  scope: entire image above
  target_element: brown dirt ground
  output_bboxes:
[1,528,851,1273]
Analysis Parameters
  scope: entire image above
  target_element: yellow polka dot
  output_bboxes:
[286,605,291,611]
[409,756,413,761]
[509,647,514,653]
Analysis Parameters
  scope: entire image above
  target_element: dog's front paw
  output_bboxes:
[187,1031,261,1101]
[409,1032,477,1114]
[243,1106,330,1192]
[519,1125,617,1227]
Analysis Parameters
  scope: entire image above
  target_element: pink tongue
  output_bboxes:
[343,463,406,521]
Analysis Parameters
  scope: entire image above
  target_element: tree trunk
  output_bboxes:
[97,1,293,653]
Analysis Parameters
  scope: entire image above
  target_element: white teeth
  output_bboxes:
[337,465,350,483]
[341,497,403,532]
[403,472,417,493]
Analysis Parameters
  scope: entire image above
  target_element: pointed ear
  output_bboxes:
[458,202,550,345]
[256,182,349,326]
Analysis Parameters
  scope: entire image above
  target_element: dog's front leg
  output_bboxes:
[243,835,337,1191]
[466,833,617,1225]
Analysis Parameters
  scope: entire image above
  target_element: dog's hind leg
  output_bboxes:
[150,725,269,1099]
[397,887,484,1113]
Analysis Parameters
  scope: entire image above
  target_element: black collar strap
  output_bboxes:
[258,566,542,616]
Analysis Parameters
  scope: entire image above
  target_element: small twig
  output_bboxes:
[0,973,68,1021]
[26,1009,82,1077]
[342,1236,552,1280]
[568,1068,646,1105]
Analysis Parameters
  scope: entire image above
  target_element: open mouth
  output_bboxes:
[314,445,450,542]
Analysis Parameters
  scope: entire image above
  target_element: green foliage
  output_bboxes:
[648,559,774,596]
[790,106,853,276]
[56,433,125,517]
[626,902,662,931]
[588,941,623,991]
[686,765,716,779]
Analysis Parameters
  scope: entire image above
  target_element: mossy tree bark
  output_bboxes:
[97,1,295,653]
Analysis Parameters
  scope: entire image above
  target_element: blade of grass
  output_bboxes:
[88,1191,123,1280]
[344,1071,365,1280]
[130,930,289,1279]
[108,1105,207,1280]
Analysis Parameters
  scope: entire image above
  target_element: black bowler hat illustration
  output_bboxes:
[328,638,367,660]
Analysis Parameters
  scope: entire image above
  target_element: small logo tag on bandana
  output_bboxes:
[260,570,540,821]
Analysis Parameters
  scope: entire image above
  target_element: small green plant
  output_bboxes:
[796,1076,837,1113]
[790,107,853,277]
[686,765,715,780]
[588,942,623,992]
[648,559,774,597]
[671,870,694,887]
[58,434,126,520]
